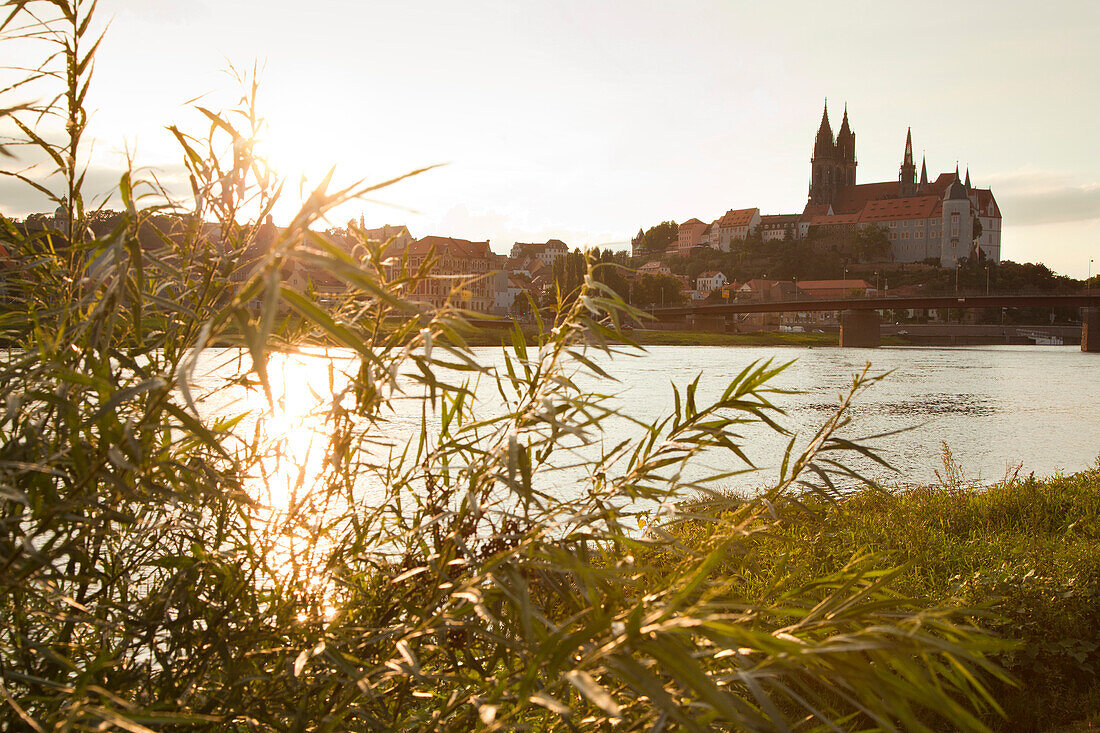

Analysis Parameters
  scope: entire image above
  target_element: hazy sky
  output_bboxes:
[3,0,1098,276]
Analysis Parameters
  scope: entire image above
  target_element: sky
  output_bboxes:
[2,0,1099,277]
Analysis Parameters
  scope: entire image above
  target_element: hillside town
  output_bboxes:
[10,104,1087,329]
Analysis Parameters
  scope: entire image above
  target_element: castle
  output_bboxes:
[662,103,1002,267]
[803,101,1001,266]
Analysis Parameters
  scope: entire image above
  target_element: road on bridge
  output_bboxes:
[648,293,1100,316]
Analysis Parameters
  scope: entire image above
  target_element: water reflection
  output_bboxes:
[192,343,1100,504]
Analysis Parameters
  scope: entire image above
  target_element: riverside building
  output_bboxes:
[800,102,1001,266]
[676,103,1002,267]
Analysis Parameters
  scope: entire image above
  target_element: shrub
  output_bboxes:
[0,3,1008,730]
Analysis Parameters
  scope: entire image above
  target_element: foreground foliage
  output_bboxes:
[0,2,1018,730]
[693,462,1100,731]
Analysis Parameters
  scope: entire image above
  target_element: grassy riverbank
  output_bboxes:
[666,461,1100,731]
[459,327,842,347]
[460,327,919,348]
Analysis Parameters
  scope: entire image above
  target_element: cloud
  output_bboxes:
[985,168,1100,226]
[0,161,195,218]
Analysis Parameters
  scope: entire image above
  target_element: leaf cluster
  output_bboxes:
[0,3,1012,731]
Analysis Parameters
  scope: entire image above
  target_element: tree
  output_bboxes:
[853,224,891,263]
[631,273,684,306]
[635,221,678,254]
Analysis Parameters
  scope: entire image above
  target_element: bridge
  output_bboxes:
[646,294,1100,351]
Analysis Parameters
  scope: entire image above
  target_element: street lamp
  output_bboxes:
[985,265,990,296]
[955,262,960,296]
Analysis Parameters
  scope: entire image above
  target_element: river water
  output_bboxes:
[192,344,1100,502]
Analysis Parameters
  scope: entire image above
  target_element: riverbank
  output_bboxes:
[460,327,914,347]
[667,463,1100,731]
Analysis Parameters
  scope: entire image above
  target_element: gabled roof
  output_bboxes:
[716,208,759,227]
[698,270,725,279]
[859,195,940,222]
[680,218,705,228]
[362,224,410,241]
[801,203,832,217]
[806,211,861,226]
[972,189,1000,217]
[759,214,801,225]
[831,182,898,214]
[409,236,492,258]
[740,278,779,292]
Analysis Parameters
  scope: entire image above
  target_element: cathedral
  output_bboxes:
[801,102,1002,266]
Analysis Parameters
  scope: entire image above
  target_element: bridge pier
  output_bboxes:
[1083,308,1100,352]
[839,310,881,348]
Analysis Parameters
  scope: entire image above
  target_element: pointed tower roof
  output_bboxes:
[814,99,834,157]
[903,127,914,167]
[964,167,971,189]
[918,155,929,191]
[836,102,855,161]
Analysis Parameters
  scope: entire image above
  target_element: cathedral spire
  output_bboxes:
[964,167,971,189]
[899,127,916,195]
[814,99,834,157]
[918,155,928,192]
[809,99,841,205]
[835,102,856,186]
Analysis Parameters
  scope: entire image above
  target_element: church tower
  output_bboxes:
[809,101,841,205]
[835,104,857,187]
[899,128,916,196]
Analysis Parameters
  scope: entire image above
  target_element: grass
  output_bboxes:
[0,2,1065,729]
[664,458,1100,731]
[456,325,840,347]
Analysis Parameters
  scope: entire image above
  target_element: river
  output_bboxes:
[192,344,1100,503]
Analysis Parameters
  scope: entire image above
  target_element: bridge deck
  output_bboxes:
[651,294,1100,316]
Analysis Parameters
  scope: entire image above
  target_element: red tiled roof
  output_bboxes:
[831,182,898,214]
[680,218,705,228]
[801,203,831,217]
[973,189,1000,217]
[716,208,758,227]
[408,236,492,258]
[806,211,861,226]
[858,195,940,222]
[740,278,779,292]
[759,214,800,224]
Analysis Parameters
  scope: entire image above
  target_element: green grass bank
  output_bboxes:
[668,463,1100,731]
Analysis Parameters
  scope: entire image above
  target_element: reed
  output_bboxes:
[0,3,1011,730]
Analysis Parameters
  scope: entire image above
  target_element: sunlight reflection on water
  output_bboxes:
[190,343,1100,506]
